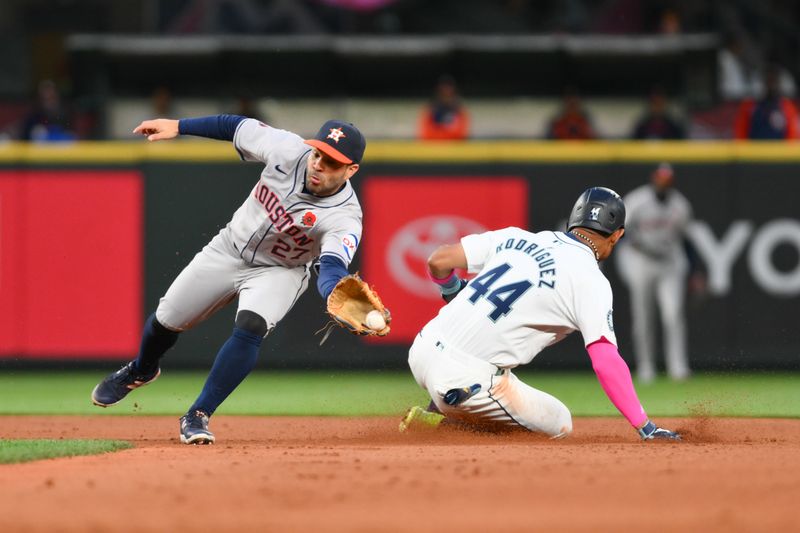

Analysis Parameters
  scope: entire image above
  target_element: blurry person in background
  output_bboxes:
[232,95,268,124]
[20,80,77,142]
[734,64,799,140]
[658,8,681,34]
[718,33,763,101]
[631,86,686,140]
[616,163,703,383]
[547,87,596,140]
[151,86,174,117]
[418,74,470,140]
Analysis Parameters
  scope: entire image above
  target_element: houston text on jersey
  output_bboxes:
[254,183,314,259]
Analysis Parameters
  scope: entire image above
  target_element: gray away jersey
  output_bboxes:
[623,185,692,259]
[224,119,363,268]
[426,227,617,368]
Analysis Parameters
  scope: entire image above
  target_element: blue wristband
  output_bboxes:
[439,276,463,296]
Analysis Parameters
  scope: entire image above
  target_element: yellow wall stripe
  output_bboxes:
[1,140,799,164]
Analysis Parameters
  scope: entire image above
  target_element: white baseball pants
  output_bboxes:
[156,231,310,334]
[616,245,690,382]
[408,326,572,437]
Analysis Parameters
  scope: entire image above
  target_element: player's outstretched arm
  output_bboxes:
[586,339,681,441]
[317,255,349,299]
[134,115,247,143]
[133,119,179,142]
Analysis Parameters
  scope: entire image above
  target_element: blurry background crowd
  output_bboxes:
[1,0,799,142]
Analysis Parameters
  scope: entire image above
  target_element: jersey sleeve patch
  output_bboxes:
[341,233,359,261]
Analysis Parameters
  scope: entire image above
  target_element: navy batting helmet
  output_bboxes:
[567,187,626,235]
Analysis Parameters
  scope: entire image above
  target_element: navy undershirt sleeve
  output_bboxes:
[317,255,349,299]
[178,114,247,141]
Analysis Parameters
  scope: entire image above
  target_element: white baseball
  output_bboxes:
[365,310,386,330]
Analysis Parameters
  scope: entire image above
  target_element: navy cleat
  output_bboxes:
[91,362,160,407]
[180,410,215,445]
[638,420,682,441]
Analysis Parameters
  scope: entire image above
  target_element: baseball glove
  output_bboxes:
[326,274,391,337]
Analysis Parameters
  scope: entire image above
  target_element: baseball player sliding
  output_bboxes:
[401,187,681,441]
[92,114,387,444]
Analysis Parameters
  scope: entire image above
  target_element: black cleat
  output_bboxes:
[91,362,160,407]
[180,410,215,445]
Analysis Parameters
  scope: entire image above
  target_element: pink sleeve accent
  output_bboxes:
[586,338,648,428]
[428,270,455,286]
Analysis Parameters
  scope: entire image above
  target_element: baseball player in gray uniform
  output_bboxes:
[91,115,366,444]
[615,163,694,383]
[401,187,681,441]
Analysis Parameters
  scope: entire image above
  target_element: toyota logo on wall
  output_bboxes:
[386,215,487,298]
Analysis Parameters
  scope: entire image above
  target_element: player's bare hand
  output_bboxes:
[133,119,179,142]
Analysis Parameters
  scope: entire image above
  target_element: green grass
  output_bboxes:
[0,439,132,464]
[0,370,797,417]
[521,372,800,418]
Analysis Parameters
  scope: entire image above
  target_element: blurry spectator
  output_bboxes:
[658,8,681,34]
[232,95,267,124]
[631,87,685,140]
[418,75,470,140]
[761,53,797,98]
[20,80,76,142]
[151,86,174,117]
[547,87,596,140]
[734,64,799,140]
[616,163,700,383]
[718,33,763,101]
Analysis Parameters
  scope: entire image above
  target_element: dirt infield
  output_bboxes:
[0,416,797,532]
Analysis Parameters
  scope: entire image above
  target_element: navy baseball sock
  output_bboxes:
[189,327,263,416]
[134,313,180,375]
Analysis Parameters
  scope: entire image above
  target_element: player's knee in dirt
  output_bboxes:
[235,310,270,337]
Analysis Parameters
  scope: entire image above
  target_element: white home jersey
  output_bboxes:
[224,119,363,268]
[424,228,617,368]
[623,185,692,259]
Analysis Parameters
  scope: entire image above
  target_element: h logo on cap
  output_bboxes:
[327,128,346,143]
[304,119,366,165]
[589,207,601,220]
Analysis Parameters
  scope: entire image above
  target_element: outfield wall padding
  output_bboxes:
[0,141,798,370]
